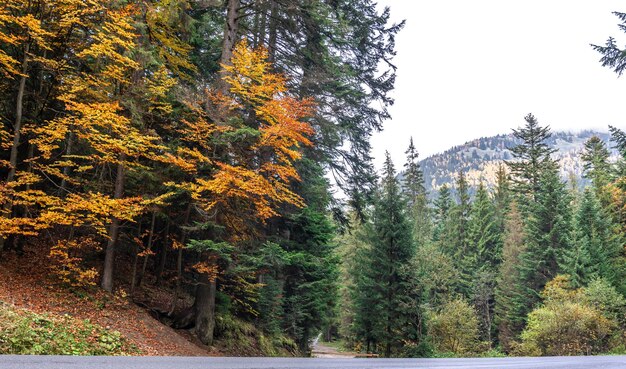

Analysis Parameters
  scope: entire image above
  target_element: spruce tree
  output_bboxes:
[469,182,502,270]
[564,189,624,290]
[402,138,432,247]
[506,114,556,201]
[433,185,452,243]
[512,165,573,332]
[465,182,501,343]
[447,170,472,297]
[494,202,526,352]
[581,136,612,192]
[355,152,415,356]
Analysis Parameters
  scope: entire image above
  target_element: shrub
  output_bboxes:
[520,301,613,356]
[427,298,481,356]
[0,302,136,355]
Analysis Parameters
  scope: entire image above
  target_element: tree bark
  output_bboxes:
[101,159,126,292]
[7,43,30,184]
[138,210,157,288]
[194,273,217,346]
[130,222,142,296]
[267,1,278,63]
[218,0,240,93]
[170,203,191,315]
[155,218,171,285]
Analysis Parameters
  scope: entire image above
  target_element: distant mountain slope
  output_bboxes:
[417,130,617,198]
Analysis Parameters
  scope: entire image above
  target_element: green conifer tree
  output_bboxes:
[402,138,432,247]
[506,114,557,202]
[354,152,415,357]
[512,165,573,332]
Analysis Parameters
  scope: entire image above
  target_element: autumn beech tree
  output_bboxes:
[168,40,315,345]
[28,2,186,291]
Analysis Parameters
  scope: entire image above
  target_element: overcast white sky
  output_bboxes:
[372,1,626,169]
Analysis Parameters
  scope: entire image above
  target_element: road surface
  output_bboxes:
[1,356,625,369]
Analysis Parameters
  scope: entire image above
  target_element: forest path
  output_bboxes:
[311,335,356,358]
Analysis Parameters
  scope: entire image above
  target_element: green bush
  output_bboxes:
[427,298,481,356]
[518,276,620,356]
[0,303,136,355]
[519,301,613,356]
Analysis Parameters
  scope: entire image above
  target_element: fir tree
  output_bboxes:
[494,202,526,352]
[433,185,452,243]
[403,138,431,247]
[354,152,415,357]
[564,189,625,290]
[581,136,612,192]
[506,114,557,201]
[512,165,573,332]
[445,170,472,297]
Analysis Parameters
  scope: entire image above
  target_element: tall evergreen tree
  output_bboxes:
[354,152,415,357]
[465,182,501,343]
[494,202,526,352]
[581,136,612,192]
[444,170,472,297]
[433,185,452,243]
[468,182,502,271]
[512,165,573,332]
[402,138,431,246]
[563,189,624,291]
[506,114,557,201]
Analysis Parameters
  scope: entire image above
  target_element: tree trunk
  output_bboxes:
[218,0,240,92]
[60,131,74,193]
[7,43,30,184]
[267,1,278,63]
[155,218,171,285]
[0,43,30,255]
[101,159,126,292]
[170,203,191,315]
[194,273,217,346]
[138,210,157,288]
[130,222,142,296]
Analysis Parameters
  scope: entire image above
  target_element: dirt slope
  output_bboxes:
[0,247,215,356]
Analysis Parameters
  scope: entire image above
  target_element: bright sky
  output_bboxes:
[372,1,626,169]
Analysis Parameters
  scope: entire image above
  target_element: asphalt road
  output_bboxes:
[1,356,626,369]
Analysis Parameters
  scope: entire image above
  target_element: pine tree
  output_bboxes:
[563,189,624,290]
[448,171,471,293]
[354,152,415,357]
[402,138,431,247]
[512,165,573,333]
[506,114,556,201]
[403,137,426,202]
[432,185,452,243]
[494,202,526,351]
[581,136,613,192]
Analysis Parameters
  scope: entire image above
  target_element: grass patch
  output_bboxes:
[0,302,138,355]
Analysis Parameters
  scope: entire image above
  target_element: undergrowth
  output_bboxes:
[0,301,137,355]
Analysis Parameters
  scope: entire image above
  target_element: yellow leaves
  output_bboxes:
[144,0,196,78]
[145,65,177,114]
[171,237,185,250]
[191,261,219,280]
[223,40,286,105]
[168,40,315,241]
[49,238,100,288]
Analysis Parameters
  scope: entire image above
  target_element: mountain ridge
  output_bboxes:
[415,129,618,198]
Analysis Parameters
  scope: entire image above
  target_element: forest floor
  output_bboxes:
[0,245,215,356]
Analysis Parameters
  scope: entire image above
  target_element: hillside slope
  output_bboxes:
[417,130,617,197]
[0,246,212,356]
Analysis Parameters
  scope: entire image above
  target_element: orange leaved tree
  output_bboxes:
[170,40,315,345]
